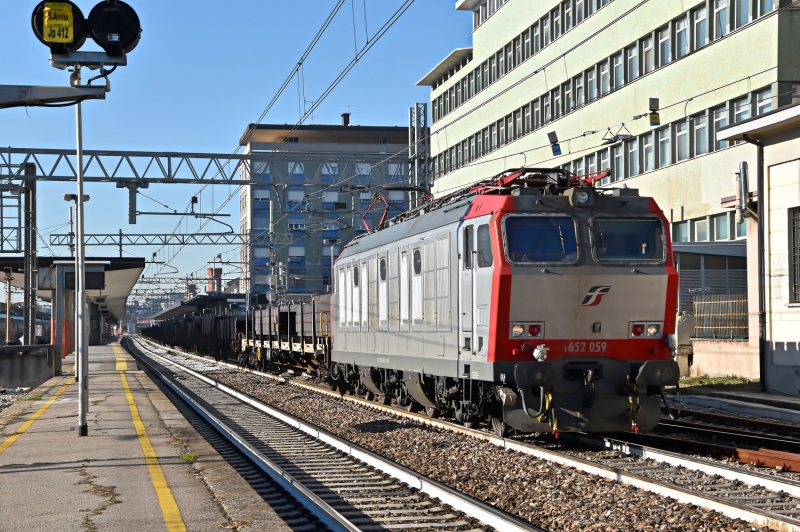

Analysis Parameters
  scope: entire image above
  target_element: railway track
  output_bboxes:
[123,337,542,532]
[132,336,800,531]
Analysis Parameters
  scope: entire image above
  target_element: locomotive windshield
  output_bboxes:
[592,218,664,262]
[503,215,578,264]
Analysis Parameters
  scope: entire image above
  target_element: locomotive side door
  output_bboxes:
[460,225,474,353]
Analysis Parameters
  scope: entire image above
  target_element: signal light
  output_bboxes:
[528,324,541,337]
[631,324,644,337]
[31,1,141,56]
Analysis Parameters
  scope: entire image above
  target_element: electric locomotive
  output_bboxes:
[328,167,680,436]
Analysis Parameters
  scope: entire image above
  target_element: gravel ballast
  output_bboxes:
[140,344,777,532]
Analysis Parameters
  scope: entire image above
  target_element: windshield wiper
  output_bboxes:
[557,224,565,254]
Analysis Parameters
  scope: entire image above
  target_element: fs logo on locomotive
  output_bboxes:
[581,286,611,306]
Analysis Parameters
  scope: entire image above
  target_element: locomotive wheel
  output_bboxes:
[424,406,440,419]
[379,395,391,406]
[364,390,375,401]
[490,415,509,438]
[406,401,422,413]
[463,420,476,429]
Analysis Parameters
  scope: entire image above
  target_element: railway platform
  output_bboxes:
[680,390,800,424]
[0,341,294,532]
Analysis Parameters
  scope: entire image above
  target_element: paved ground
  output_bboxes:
[0,341,294,532]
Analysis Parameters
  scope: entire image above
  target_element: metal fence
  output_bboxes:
[693,293,749,339]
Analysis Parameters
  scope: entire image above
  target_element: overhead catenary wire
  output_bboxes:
[151,0,417,276]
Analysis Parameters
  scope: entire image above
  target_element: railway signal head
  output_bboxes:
[31,1,88,54]
[31,1,141,56]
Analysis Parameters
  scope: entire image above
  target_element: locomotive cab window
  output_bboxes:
[592,217,665,263]
[353,266,359,286]
[380,258,387,280]
[502,215,578,264]
[477,224,493,267]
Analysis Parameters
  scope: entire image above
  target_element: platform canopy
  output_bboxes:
[0,256,145,320]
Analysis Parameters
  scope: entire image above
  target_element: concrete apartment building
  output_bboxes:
[239,120,409,297]
[419,0,800,374]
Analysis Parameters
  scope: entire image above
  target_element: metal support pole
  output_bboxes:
[23,164,37,345]
[5,274,12,345]
[75,65,88,437]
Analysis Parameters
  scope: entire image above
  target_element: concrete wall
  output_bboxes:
[0,345,56,389]
[762,138,800,394]
[689,339,759,379]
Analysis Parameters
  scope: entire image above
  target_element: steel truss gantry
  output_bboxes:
[1,147,410,185]
[49,232,294,246]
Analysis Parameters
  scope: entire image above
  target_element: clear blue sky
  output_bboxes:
[0,1,471,286]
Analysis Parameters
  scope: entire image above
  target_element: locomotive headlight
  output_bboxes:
[647,324,661,337]
[511,324,525,337]
[533,344,549,361]
[576,191,590,204]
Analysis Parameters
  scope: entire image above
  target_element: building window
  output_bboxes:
[612,53,623,89]
[756,87,772,115]
[544,95,552,122]
[599,149,610,174]
[714,214,729,240]
[627,138,639,177]
[626,45,638,82]
[498,51,505,79]
[674,222,690,243]
[676,121,689,162]
[489,56,496,84]
[498,119,505,146]
[523,30,531,60]
[553,88,562,118]
[506,44,513,73]
[760,0,776,15]
[734,0,750,29]
[643,36,655,74]
[575,75,584,106]
[533,23,541,54]
[588,0,597,15]
[576,0,585,23]
[715,0,729,39]
[523,104,531,133]
[792,207,800,302]
[733,96,749,123]
[564,82,573,113]
[553,7,561,39]
[694,6,708,49]
[533,99,541,128]
[695,219,709,241]
[587,68,597,101]
[612,144,623,182]
[693,114,708,156]
[490,124,497,150]
[543,15,551,46]
[658,128,671,168]
[587,153,597,175]
[658,27,670,67]
[712,105,728,150]
[574,156,585,176]
[514,38,521,68]
[600,61,610,95]
[642,132,654,172]
[564,1,573,31]
[736,219,747,238]
[675,17,688,59]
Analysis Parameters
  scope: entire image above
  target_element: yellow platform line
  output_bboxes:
[0,377,75,457]
[117,345,186,532]
[116,355,128,371]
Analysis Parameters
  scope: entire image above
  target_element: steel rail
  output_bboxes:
[133,335,800,532]
[127,337,542,532]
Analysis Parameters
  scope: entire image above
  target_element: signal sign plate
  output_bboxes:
[43,2,73,43]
